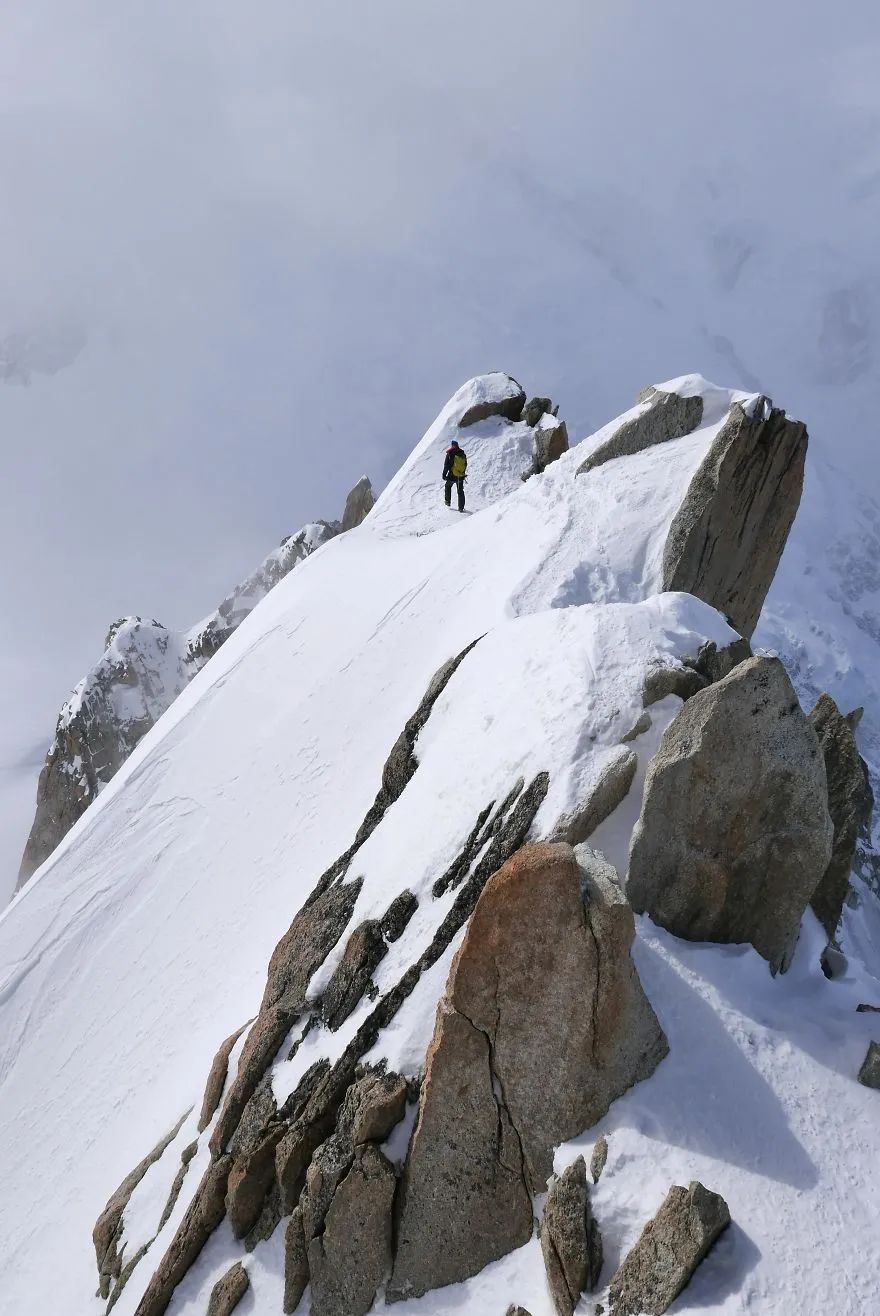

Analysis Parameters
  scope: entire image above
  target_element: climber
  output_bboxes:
[443,438,468,512]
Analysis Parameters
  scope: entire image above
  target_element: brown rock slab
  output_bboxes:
[390,842,666,1300]
[609,1182,730,1315]
[388,1001,533,1301]
[540,1157,603,1315]
[628,656,833,974]
[452,842,667,1189]
[206,1261,249,1316]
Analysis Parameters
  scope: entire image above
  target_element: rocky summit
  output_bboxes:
[1,373,878,1316]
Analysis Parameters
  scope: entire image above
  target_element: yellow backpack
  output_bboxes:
[452,452,467,478]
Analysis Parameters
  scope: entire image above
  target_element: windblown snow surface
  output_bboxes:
[1,377,878,1316]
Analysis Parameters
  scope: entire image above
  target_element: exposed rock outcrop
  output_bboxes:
[389,999,533,1300]
[134,1156,233,1316]
[642,661,708,707]
[305,1142,396,1316]
[21,617,193,886]
[540,1157,603,1316]
[608,1182,730,1316]
[809,693,873,938]
[281,1070,404,1316]
[628,656,833,973]
[531,414,569,476]
[93,1111,190,1299]
[578,385,704,475]
[661,398,807,637]
[389,843,666,1300]
[590,1135,609,1185]
[341,476,375,531]
[199,1023,251,1132]
[110,637,549,1316]
[858,1041,880,1089]
[283,1205,309,1314]
[205,1262,249,1316]
[549,747,637,847]
[186,521,339,665]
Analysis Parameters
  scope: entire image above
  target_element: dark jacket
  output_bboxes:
[443,445,467,480]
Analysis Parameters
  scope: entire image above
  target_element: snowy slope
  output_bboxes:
[16,520,340,887]
[0,377,878,1316]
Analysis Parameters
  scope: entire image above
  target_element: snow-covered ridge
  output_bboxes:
[0,372,877,1316]
[16,508,359,887]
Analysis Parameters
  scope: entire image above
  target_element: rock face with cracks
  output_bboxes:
[628,656,833,973]
[661,398,807,637]
[608,1182,731,1315]
[389,842,667,1300]
[540,1156,603,1316]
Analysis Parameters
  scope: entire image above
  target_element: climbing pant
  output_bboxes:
[445,476,465,511]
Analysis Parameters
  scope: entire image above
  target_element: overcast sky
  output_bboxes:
[2,0,879,895]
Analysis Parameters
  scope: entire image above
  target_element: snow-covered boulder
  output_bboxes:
[628,656,833,973]
[458,371,526,427]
